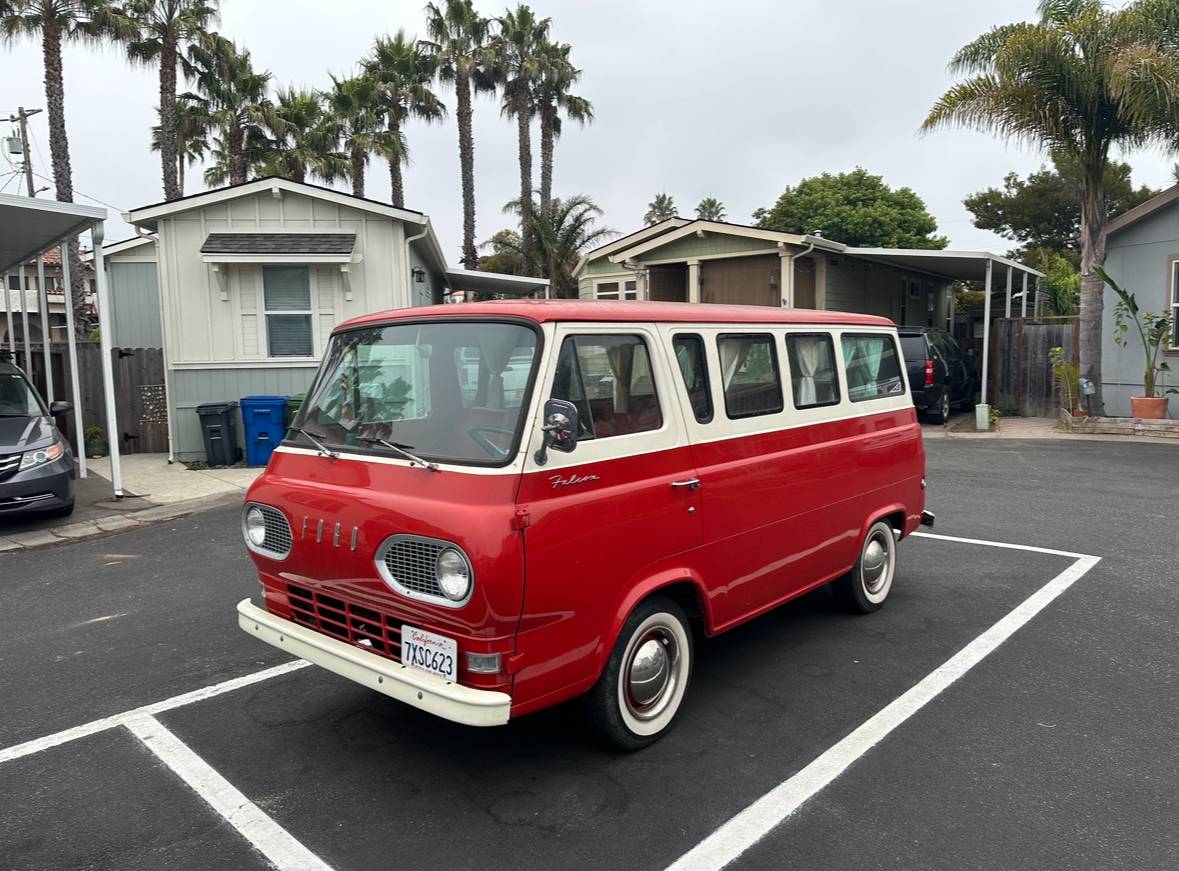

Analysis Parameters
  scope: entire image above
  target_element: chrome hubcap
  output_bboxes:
[862,535,890,594]
[625,628,678,720]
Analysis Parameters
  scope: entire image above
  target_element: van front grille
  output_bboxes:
[285,582,403,661]
[0,453,20,482]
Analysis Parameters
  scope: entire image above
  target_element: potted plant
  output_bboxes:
[1096,267,1176,419]
[83,425,108,459]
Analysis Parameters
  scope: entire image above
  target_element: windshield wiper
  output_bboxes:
[356,435,439,472]
[291,426,339,459]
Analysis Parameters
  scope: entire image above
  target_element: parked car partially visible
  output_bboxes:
[0,357,76,518]
[897,327,976,424]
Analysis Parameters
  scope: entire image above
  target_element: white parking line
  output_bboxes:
[664,542,1102,871]
[0,660,309,765]
[126,715,333,871]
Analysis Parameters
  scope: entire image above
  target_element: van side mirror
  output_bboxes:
[534,398,580,466]
[49,400,73,416]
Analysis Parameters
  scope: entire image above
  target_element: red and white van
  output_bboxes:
[238,301,932,749]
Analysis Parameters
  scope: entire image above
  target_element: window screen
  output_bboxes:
[785,333,840,409]
[263,266,313,357]
[841,334,905,402]
[716,333,783,419]
[551,335,662,438]
[673,334,713,423]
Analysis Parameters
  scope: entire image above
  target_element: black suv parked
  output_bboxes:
[897,327,976,424]
[0,356,76,518]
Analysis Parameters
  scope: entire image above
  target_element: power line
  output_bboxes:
[30,170,126,213]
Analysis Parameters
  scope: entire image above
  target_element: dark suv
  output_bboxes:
[897,327,976,424]
[0,357,76,518]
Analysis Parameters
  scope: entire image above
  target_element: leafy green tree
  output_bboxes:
[534,40,591,214]
[260,87,347,185]
[150,93,209,196]
[477,228,527,275]
[923,0,1179,416]
[502,193,615,296]
[643,192,677,225]
[119,0,219,201]
[493,4,551,260]
[695,196,725,221]
[363,30,445,209]
[754,167,947,249]
[424,0,495,269]
[0,0,125,326]
[964,152,1157,264]
[184,32,275,185]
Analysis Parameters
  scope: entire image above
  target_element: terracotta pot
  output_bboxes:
[1130,396,1168,420]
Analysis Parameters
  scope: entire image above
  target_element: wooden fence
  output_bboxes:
[989,318,1078,417]
[13,341,167,454]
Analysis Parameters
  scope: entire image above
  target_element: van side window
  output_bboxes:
[672,334,713,423]
[551,335,663,439]
[785,333,840,409]
[841,334,906,401]
[716,333,784,419]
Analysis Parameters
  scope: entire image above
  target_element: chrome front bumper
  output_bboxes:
[236,598,511,727]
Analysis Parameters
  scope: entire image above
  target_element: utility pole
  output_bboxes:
[8,107,43,197]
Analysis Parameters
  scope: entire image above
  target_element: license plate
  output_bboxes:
[401,625,458,681]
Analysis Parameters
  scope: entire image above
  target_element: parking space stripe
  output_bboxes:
[912,530,1086,559]
[126,714,334,871]
[665,548,1102,871]
[0,660,309,765]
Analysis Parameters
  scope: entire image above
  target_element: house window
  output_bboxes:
[595,279,638,300]
[6,275,18,291]
[263,265,313,357]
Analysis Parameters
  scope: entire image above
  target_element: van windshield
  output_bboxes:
[293,321,539,466]
[0,372,46,417]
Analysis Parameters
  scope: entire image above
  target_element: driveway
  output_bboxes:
[1,438,1176,870]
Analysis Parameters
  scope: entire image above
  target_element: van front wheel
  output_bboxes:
[833,520,897,613]
[586,597,692,751]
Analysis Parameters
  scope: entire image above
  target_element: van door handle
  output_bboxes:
[671,479,700,490]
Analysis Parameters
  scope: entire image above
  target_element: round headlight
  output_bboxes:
[245,507,268,546]
[435,548,471,601]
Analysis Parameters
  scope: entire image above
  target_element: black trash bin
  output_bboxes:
[195,401,240,467]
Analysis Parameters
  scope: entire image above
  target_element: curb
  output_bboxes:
[0,491,244,553]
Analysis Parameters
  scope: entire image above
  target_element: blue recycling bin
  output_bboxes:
[240,395,290,466]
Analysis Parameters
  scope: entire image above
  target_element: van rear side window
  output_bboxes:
[717,334,783,419]
[785,333,840,409]
[841,334,905,402]
[672,334,713,423]
[552,335,663,439]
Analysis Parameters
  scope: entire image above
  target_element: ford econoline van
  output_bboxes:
[238,301,932,749]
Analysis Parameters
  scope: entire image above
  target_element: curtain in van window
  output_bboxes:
[605,343,635,413]
[792,337,823,406]
[718,339,750,388]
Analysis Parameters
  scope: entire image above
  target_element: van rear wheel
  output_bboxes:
[833,520,897,614]
[585,597,692,751]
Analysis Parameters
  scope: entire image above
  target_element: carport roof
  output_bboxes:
[0,193,107,274]
[444,267,549,295]
[844,248,1044,282]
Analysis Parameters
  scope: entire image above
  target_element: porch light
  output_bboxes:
[412,267,426,283]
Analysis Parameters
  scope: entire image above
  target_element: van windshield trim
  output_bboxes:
[287,317,544,469]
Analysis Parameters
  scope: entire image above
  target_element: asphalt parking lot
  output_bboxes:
[2,438,1177,871]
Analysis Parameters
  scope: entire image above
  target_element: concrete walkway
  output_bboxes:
[923,412,1179,444]
[0,454,262,553]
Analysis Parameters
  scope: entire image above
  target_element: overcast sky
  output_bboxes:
[2,0,1177,258]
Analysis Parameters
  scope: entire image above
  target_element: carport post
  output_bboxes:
[1021,271,1028,319]
[36,253,53,403]
[2,272,12,353]
[1004,265,1013,318]
[91,223,123,497]
[59,243,87,479]
[18,264,31,374]
[977,258,993,431]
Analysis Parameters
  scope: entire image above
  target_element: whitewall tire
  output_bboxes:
[834,520,897,614]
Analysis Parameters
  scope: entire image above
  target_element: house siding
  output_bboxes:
[1102,203,1179,417]
[107,261,162,348]
[636,232,777,262]
[824,254,948,326]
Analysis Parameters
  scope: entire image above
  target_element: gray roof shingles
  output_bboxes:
[200,232,355,255]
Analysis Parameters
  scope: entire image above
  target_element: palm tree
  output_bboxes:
[534,40,591,214]
[493,4,551,260]
[0,0,123,327]
[695,197,725,221]
[923,0,1179,417]
[184,32,274,185]
[150,93,209,196]
[202,125,270,186]
[119,0,219,201]
[643,192,677,225]
[362,30,445,209]
[327,73,397,199]
[260,87,347,185]
[424,0,495,269]
[504,193,615,296]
